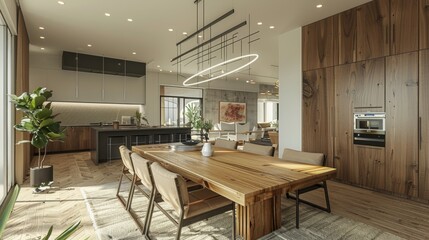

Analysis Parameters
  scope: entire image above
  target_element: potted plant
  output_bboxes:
[135,111,149,127]
[10,87,65,187]
[185,104,201,129]
[196,118,213,142]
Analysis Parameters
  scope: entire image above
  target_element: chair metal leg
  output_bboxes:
[126,175,137,211]
[323,181,331,213]
[176,215,184,240]
[295,190,300,229]
[144,189,156,237]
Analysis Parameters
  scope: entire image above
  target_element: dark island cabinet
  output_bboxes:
[90,127,191,164]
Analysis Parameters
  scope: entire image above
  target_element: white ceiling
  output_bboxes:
[20,0,370,85]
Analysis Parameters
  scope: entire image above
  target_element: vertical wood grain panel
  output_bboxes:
[15,8,30,184]
[386,52,418,197]
[354,146,386,190]
[334,63,360,183]
[419,0,429,49]
[302,68,334,167]
[354,58,385,109]
[391,0,419,55]
[337,9,357,64]
[302,16,334,71]
[356,0,390,61]
[419,49,429,200]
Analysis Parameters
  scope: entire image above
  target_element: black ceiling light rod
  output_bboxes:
[171,20,247,62]
[176,9,235,46]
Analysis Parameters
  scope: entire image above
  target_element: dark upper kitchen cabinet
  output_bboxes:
[353,58,385,110]
[419,49,429,200]
[302,16,335,71]
[390,0,419,55]
[334,63,359,183]
[356,0,390,61]
[302,68,335,167]
[386,52,419,197]
[354,146,386,190]
[335,9,357,65]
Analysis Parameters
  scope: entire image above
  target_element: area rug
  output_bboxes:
[81,182,403,240]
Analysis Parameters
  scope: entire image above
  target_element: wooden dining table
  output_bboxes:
[132,144,336,240]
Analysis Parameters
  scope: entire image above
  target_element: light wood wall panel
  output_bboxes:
[356,0,390,61]
[15,8,30,184]
[302,16,335,71]
[419,49,429,200]
[302,68,335,167]
[390,0,419,55]
[334,63,360,183]
[385,52,419,197]
[336,9,357,64]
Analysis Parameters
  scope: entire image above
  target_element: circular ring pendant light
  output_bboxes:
[183,53,259,86]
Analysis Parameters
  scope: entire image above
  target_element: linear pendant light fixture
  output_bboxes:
[175,0,260,87]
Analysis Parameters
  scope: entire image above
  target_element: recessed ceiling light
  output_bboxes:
[40,36,45,39]
[246,80,250,83]
[236,77,239,80]
[183,32,188,35]
[41,47,45,50]
[257,22,262,25]
[57,1,64,5]
[87,44,92,47]
[198,35,203,38]
[316,4,323,8]
[159,69,163,72]
[105,13,111,17]
[269,26,275,29]
[39,26,45,30]
[127,18,133,22]
[157,65,160,68]
[169,70,172,73]
[132,52,136,55]
[168,28,173,32]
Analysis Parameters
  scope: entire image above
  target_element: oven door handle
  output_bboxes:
[354,137,385,142]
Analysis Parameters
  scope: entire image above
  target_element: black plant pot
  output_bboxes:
[30,166,53,187]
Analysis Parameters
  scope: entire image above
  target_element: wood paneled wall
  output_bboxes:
[15,8,30,184]
[302,0,429,201]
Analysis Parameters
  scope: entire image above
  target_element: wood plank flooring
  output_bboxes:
[3,151,429,239]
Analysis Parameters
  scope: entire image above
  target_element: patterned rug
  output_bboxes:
[81,182,403,240]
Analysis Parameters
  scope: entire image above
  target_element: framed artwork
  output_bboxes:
[219,102,246,123]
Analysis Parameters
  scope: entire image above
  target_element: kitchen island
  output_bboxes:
[90,126,191,164]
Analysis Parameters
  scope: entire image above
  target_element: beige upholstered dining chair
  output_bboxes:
[147,162,236,240]
[242,142,275,156]
[282,148,331,229]
[228,122,250,142]
[127,152,156,233]
[214,138,238,150]
[128,152,202,234]
[117,145,136,210]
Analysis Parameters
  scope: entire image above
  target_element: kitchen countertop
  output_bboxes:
[91,126,192,132]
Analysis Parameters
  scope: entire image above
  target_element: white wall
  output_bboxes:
[278,27,302,156]
[0,0,17,35]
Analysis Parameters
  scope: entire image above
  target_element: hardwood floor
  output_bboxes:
[3,151,429,239]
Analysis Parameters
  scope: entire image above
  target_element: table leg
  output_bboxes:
[237,193,282,239]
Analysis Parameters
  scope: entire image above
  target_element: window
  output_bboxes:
[160,86,203,126]
[0,15,15,204]
[257,100,279,123]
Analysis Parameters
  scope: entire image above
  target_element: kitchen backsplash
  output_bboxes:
[51,102,141,126]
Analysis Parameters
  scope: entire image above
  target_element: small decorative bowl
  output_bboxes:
[182,140,200,146]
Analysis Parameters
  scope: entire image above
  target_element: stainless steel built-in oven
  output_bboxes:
[353,112,386,147]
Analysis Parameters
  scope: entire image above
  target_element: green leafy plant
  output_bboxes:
[10,87,65,168]
[42,220,81,240]
[0,185,20,237]
[135,111,149,126]
[185,104,201,129]
[195,118,213,142]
